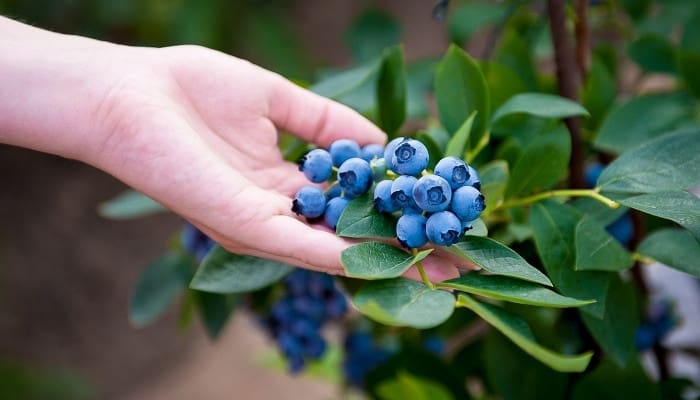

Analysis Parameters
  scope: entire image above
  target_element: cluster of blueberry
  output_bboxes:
[342,331,391,387]
[181,222,216,261]
[262,269,348,373]
[292,137,485,248]
[292,139,386,230]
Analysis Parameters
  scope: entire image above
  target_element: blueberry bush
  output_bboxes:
[100,1,700,398]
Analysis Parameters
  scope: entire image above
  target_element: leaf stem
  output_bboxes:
[323,180,339,194]
[496,188,619,210]
[412,248,434,289]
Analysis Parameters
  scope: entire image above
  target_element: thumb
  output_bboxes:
[265,74,386,148]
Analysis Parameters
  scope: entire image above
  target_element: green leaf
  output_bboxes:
[129,252,192,328]
[336,195,397,238]
[98,190,166,220]
[195,291,239,339]
[444,111,477,158]
[594,94,696,155]
[581,275,639,367]
[406,58,438,119]
[341,242,432,280]
[581,57,616,131]
[679,8,700,98]
[376,371,454,400]
[435,44,490,150]
[638,228,700,277]
[574,218,634,272]
[571,358,661,400]
[627,33,678,74]
[484,61,530,111]
[479,160,509,212]
[448,2,508,44]
[440,274,594,308]
[465,218,488,237]
[377,46,407,134]
[448,236,553,286]
[491,93,589,124]
[189,245,293,294]
[597,129,700,194]
[353,278,455,329]
[457,294,592,372]
[484,330,569,400]
[311,59,381,100]
[345,8,401,63]
[529,201,610,318]
[617,190,700,239]
[505,125,571,198]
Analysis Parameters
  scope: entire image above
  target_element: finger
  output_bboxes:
[403,254,460,283]
[266,75,387,148]
[432,247,480,271]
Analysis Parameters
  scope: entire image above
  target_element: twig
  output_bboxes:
[574,0,591,80]
[547,0,585,189]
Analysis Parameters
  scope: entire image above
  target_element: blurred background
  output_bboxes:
[0,1,449,399]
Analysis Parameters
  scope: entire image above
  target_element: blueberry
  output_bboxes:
[390,139,429,176]
[324,196,350,230]
[390,175,418,209]
[324,292,348,319]
[396,213,428,249]
[422,336,445,355]
[451,185,485,222]
[383,137,407,164]
[299,149,333,183]
[373,180,398,213]
[285,269,311,296]
[361,143,385,161]
[585,163,605,189]
[413,175,452,212]
[329,139,361,167]
[426,211,463,246]
[303,333,327,359]
[292,186,327,218]
[370,157,388,181]
[434,157,470,189]
[465,165,481,190]
[606,212,633,246]
[325,184,342,200]
[338,158,373,198]
[292,296,325,322]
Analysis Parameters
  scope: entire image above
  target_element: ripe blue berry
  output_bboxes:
[390,139,429,176]
[390,175,418,209]
[325,184,342,200]
[426,211,463,246]
[451,185,485,222]
[383,137,407,164]
[607,212,633,246]
[396,213,428,249]
[338,158,373,198]
[373,180,398,213]
[585,163,605,189]
[329,139,361,167]
[324,196,350,230]
[181,223,216,261]
[434,157,470,189]
[465,165,481,190]
[361,143,385,161]
[413,175,452,212]
[299,149,333,183]
[292,186,327,218]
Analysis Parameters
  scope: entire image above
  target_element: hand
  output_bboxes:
[0,17,463,279]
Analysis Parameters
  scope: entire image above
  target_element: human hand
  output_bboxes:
[0,18,463,279]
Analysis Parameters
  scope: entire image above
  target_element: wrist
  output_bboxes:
[0,16,139,162]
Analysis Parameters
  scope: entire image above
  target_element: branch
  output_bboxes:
[547,0,585,188]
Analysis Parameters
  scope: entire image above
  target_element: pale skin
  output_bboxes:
[0,16,468,281]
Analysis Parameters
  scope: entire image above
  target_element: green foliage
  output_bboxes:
[189,245,293,294]
[574,218,634,272]
[457,295,593,372]
[98,190,166,220]
[448,237,552,286]
[376,371,454,400]
[353,279,455,329]
[491,93,589,124]
[335,195,397,238]
[637,228,700,277]
[439,274,593,308]
[129,252,192,327]
[435,44,491,151]
[341,242,432,280]
[377,46,407,135]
